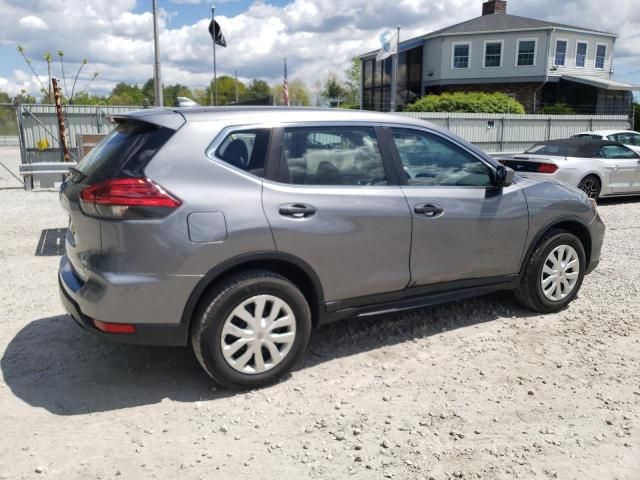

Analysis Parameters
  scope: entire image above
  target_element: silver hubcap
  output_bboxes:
[220,294,296,374]
[541,245,580,302]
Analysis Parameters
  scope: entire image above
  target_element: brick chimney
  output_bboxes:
[482,0,507,15]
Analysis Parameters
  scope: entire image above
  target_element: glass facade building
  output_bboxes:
[361,46,423,111]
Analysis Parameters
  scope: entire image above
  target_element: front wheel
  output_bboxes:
[515,230,586,313]
[578,175,601,199]
[191,270,312,389]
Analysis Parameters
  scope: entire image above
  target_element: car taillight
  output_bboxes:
[537,163,558,174]
[79,177,181,219]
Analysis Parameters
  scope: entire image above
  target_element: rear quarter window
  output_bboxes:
[75,121,175,183]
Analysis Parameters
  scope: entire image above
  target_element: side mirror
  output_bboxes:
[495,165,515,188]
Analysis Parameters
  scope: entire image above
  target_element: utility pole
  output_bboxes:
[235,70,239,104]
[152,0,163,107]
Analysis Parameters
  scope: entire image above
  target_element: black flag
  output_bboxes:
[208,19,227,47]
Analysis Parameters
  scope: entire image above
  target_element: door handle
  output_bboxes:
[414,203,444,217]
[279,203,317,218]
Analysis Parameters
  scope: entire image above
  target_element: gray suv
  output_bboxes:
[59,107,605,389]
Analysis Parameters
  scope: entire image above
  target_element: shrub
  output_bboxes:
[405,91,525,114]
[538,103,576,115]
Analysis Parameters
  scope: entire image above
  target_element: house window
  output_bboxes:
[595,44,607,69]
[554,39,567,66]
[576,42,588,68]
[452,43,470,69]
[517,39,536,66]
[484,41,502,68]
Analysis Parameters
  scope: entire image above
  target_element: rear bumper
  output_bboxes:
[58,255,191,346]
[586,212,605,275]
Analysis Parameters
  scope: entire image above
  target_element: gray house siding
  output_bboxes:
[422,38,443,87]
[435,30,550,82]
[548,31,614,78]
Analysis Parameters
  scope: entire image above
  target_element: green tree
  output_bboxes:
[0,90,18,135]
[141,78,155,104]
[320,74,350,107]
[272,78,311,106]
[344,56,361,108]
[108,82,145,105]
[71,92,108,105]
[246,79,271,101]
[163,84,194,107]
[13,90,36,105]
[205,76,246,105]
[538,103,576,115]
[405,91,525,114]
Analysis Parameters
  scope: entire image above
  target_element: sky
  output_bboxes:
[0,0,639,99]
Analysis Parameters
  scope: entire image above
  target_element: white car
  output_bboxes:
[499,139,640,199]
[572,130,640,154]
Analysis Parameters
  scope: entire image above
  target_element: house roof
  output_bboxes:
[424,13,616,38]
[359,13,616,59]
[562,74,640,91]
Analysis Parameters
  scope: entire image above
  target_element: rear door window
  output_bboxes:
[213,129,270,177]
[279,126,387,186]
[75,122,175,183]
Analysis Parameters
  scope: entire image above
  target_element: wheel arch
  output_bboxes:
[578,172,603,191]
[181,251,325,333]
[520,216,592,276]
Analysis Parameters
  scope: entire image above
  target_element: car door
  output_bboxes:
[386,126,529,286]
[597,144,640,193]
[262,124,412,303]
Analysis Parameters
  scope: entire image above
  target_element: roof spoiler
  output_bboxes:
[107,108,186,131]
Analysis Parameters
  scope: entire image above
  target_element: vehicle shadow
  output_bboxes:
[597,196,640,206]
[1,293,536,415]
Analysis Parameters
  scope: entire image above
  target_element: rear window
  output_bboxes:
[75,121,175,183]
[525,144,569,156]
[572,134,602,140]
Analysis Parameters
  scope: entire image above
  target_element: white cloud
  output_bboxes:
[18,15,48,30]
[0,0,639,98]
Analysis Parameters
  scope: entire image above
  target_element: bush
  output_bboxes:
[538,103,576,115]
[405,91,525,114]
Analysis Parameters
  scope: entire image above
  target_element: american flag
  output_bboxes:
[282,58,290,106]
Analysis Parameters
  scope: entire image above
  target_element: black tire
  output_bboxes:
[578,175,601,199]
[515,230,586,313]
[191,270,312,390]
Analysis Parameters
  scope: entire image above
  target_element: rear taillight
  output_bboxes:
[79,178,181,219]
[537,163,558,174]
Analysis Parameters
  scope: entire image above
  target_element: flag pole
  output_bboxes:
[283,58,290,106]
[152,0,163,107]
[234,70,238,103]
[390,25,400,112]
[211,2,217,106]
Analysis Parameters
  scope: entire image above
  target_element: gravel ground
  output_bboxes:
[0,188,638,480]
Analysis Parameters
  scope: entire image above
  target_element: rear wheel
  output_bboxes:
[515,230,586,313]
[578,175,601,199]
[191,270,311,389]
